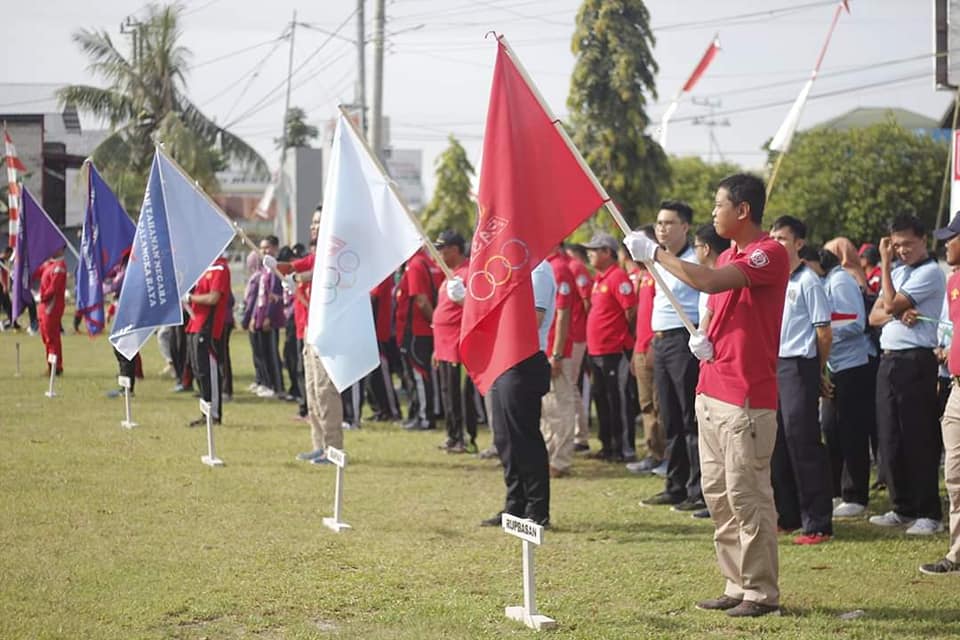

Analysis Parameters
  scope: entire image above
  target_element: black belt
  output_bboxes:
[654,327,689,339]
[880,347,933,358]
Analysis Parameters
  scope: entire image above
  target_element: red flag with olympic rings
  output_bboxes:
[459,39,605,393]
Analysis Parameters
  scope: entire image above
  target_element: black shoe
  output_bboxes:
[691,508,711,519]
[586,449,611,460]
[672,498,707,512]
[919,557,960,575]
[641,492,684,506]
[188,416,206,427]
[695,595,742,611]
[480,513,504,527]
[725,600,781,617]
[573,442,590,453]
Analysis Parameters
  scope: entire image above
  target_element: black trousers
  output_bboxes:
[114,347,137,393]
[490,352,551,522]
[772,356,834,534]
[589,352,631,459]
[876,349,942,520]
[188,331,223,422]
[821,362,874,506]
[283,317,299,397]
[253,328,284,393]
[295,338,308,417]
[222,325,233,397]
[438,361,478,445]
[402,334,435,426]
[365,342,401,419]
[653,329,701,502]
[172,323,190,385]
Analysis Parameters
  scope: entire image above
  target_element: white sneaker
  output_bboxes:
[869,510,915,527]
[833,502,866,518]
[905,518,945,536]
[247,383,260,392]
[257,387,276,398]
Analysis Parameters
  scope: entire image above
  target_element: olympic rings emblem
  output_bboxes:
[468,238,531,301]
[318,249,360,305]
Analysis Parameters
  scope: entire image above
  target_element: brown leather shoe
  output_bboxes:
[549,465,569,478]
[725,600,781,617]
[695,595,742,611]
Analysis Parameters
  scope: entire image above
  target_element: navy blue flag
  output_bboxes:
[76,162,136,335]
[109,148,236,360]
[11,187,68,318]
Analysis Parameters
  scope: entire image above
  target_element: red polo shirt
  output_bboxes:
[948,271,960,377]
[634,269,656,353]
[371,275,395,343]
[432,260,470,363]
[186,257,231,339]
[698,236,789,410]
[587,263,636,356]
[546,253,577,358]
[568,257,593,306]
[290,253,315,339]
[403,250,443,337]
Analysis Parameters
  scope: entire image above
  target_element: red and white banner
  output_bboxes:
[657,35,721,149]
[951,129,960,219]
[4,127,27,248]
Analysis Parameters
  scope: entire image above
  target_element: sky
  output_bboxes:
[1,0,950,201]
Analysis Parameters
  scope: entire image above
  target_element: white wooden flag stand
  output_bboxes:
[322,446,351,532]
[118,375,138,429]
[44,354,57,397]
[200,352,224,467]
[501,514,555,631]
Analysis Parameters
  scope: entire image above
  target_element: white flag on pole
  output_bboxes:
[306,113,423,391]
[951,130,960,220]
[769,77,814,153]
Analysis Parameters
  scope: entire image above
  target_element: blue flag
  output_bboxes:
[76,162,136,335]
[11,187,68,319]
[109,149,236,360]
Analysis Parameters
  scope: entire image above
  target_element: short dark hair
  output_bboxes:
[639,224,656,241]
[291,243,307,258]
[860,245,879,266]
[818,248,840,272]
[771,215,807,240]
[264,234,280,247]
[565,243,587,261]
[717,173,766,224]
[659,200,694,224]
[695,223,730,255]
[889,214,926,237]
[798,244,819,262]
[277,246,294,262]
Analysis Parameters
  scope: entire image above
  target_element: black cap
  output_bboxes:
[434,230,465,251]
[934,212,960,241]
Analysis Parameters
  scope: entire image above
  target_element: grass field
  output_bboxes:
[1,329,959,639]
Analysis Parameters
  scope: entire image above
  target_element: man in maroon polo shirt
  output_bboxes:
[185,253,232,426]
[584,232,637,462]
[625,173,790,617]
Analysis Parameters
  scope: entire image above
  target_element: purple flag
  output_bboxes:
[12,187,68,319]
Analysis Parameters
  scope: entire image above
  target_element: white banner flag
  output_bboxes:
[307,113,423,391]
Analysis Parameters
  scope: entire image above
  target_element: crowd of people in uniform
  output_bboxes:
[3,173,959,617]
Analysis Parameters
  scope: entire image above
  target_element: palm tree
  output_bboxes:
[59,3,268,213]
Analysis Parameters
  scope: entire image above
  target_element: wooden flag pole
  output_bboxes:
[496,36,698,336]
[336,105,456,281]
[766,151,786,200]
[933,89,960,250]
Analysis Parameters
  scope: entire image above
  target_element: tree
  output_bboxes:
[567,0,670,229]
[275,107,318,149]
[59,3,268,213]
[666,156,744,226]
[767,117,947,246]
[420,135,476,238]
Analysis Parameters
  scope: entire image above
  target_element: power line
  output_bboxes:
[197,27,289,109]
[191,35,286,69]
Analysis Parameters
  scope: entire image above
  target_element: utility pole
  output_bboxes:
[370,0,385,160]
[356,0,367,135]
[120,15,141,67]
[691,97,730,163]
[275,11,297,244]
[281,11,297,153]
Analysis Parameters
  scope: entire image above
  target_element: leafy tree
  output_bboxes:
[59,3,267,213]
[275,107,318,149]
[567,0,670,228]
[421,135,476,238]
[767,117,947,245]
[666,156,744,226]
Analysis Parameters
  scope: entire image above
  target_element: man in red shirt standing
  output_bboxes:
[625,173,789,617]
[367,274,401,421]
[398,247,444,430]
[584,232,636,462]
[38,249,67,374]
[564,243,593,452]
[184,252,232,426]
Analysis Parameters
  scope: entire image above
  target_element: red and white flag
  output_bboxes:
[657,35,721,148]
[769,1,850,152]
[4,127,27,248]
[459,39,605,393]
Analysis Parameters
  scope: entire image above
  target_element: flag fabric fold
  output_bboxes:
[459,40,606,394]
[11,187,68,318]
[4,127,26,248]
[657,35,721,148]
[109,149,236,360]
[306,113,424,391]
[76,162,137,335]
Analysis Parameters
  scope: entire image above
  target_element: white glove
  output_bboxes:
[281,274,296,293]
[623,231,659,263]
[688,331,715,362]
[262,254,278,271]
[446,276,466,303]
[181,291,192,305]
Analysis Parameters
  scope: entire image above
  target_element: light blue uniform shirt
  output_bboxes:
[823,266,869,372]
[879,257,945,350]
[938,295,951,378]
[532,259,557,352]
[779,264,831,359]
[651,244,700,331]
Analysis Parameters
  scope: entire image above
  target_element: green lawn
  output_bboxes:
[1,329,958,639]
